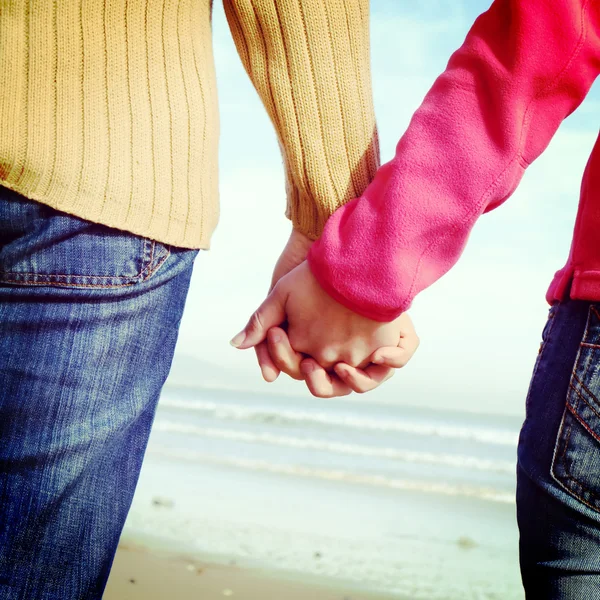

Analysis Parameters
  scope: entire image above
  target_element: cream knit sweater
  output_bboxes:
[0,0,379,248]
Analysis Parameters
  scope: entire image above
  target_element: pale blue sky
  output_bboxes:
[173,1,600,417]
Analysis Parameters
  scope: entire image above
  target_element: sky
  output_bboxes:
[173,0,600,417]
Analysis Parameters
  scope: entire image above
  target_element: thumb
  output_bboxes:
[230,287,287,349]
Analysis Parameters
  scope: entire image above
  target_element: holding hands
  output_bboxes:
[230,231,419,398]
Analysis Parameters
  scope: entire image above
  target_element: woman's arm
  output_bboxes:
[307,0,600,322]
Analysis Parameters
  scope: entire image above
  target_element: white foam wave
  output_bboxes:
[146,444,515,504]
[153,420,515,474]
[158,399,518,446]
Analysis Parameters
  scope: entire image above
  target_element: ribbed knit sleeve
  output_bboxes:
[223,0,380,239]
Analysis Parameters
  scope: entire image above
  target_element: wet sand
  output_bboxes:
[104,542,400,600]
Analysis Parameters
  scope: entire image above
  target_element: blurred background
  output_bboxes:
[107,2,600,598]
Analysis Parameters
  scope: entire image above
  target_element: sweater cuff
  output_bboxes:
[284,174,333,241]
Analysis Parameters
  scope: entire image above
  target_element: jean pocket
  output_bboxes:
[0,187,170,288]
[551,304,600,512]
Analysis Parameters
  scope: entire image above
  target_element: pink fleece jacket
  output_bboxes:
[307,0,600,322]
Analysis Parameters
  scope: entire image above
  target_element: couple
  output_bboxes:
[1,0,600,598]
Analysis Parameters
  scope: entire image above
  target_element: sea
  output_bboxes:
[123,384,525,599]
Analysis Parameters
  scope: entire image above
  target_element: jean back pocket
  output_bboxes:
[552,304,600,512]
[0,187,170,288]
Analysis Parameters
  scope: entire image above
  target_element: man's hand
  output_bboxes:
[232,261,419,397]
[254,229,314,382]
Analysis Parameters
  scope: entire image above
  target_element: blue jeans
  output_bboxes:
[0,188,198,599]
[518,299,600,598]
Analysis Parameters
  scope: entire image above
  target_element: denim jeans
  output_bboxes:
[0,187,199,599]
[518,299,600,598]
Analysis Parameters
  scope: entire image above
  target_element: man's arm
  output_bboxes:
[307,0,600,322]
[223,0,380,239]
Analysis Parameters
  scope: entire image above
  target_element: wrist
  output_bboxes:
[289,228,314,254]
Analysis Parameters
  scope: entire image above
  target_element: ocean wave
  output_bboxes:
[153,420,515,474]
[146,444,515,504]
[158,399,518,446]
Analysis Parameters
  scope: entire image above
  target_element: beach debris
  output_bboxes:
[151,496,175,509]
[186,563,204,575]
[457,535,477,549]
[314,551,322,559]
[129,579,136,584]
[222,589,234,596]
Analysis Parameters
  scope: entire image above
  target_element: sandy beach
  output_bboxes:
[111,384,524,599]
[104,541,397,600]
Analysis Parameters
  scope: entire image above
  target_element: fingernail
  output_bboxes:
[301,361,314,374]
[271,332,282,343]
[229,331,246,348]
[372,355,384,364]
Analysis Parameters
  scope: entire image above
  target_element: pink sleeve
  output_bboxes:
[307,0,600,322]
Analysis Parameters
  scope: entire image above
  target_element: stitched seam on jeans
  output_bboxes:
[0,239,167,283]
[571,371,600,412]
[0,271,139,279]
[559,406,600,512]
[562,372,600,507]
[0,278,140,288]
[552,405,589,502]
[550,333,586,500]
[552,331,600,513]
[148,239,155,273]
[563,389,579,460]
[136,239,155,280]
[568,378,600,422]
[141,244,170,280]
[0,245,171,287]
[566,400,600,445]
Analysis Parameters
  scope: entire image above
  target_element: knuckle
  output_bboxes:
[318,347,339,364]
[314,349,339,371]
[343,352,363,369]
[248,311,264,333]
